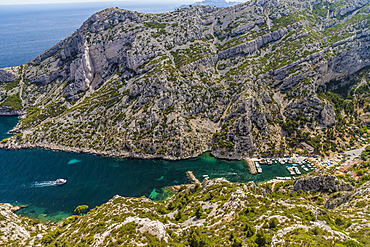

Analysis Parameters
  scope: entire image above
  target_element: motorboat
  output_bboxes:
[255,162,262,173]
[286,166,295,175]
[294,167,301,175]
[55,179,67,185]
[301,165,309,172]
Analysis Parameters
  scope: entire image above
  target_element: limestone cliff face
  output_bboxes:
[0,204,45,245]
[1,0,370,159]
[324,181,370,209]
[293,175,354,193]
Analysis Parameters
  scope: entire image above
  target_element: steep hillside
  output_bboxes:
[2,175,370,246]
[1,0,370,159]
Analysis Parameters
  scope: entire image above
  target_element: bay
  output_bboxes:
[0,116,296,223]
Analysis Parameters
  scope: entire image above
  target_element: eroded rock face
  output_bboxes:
[0,69,19,83]
[293,175,354,193]
[0,204,31,245]
[339,0,370,16]
[325,181,370,209]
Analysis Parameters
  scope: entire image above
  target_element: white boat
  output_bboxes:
[286,166,295,175]
[294,167,301,175]
[301,165,309,172]
[55,179,67,185]
[257,167,262,173]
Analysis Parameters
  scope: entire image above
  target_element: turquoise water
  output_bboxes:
[0,116,301,223]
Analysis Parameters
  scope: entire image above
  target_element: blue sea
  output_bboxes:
[0,1,182,68]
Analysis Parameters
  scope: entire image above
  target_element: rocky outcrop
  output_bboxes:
[339,0,370,16]
[218,28,288,59]
[325,181,370,209]
[293,175,354,193]
[0,68,19,83]
[0,204,32,245]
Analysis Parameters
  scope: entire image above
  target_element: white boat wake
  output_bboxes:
[31,181,57,188]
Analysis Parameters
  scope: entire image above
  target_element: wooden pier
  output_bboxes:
[186,171,201,184]
[244,158,257,175]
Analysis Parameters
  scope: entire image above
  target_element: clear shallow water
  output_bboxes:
[0,1,184,68]
[0,116,302,223]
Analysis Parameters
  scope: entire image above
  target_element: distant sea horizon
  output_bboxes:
[0,1,187,68]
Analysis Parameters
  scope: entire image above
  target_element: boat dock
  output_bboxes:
[244,158,257,175]
[186,171,201,184]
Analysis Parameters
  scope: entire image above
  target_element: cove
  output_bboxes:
[0,116,296,223]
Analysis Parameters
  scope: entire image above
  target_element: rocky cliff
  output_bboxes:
[1,0,370,159]
[293,175,354,193]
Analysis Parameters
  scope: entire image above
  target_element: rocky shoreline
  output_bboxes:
[0,141,210,161]
[0,111,22,116]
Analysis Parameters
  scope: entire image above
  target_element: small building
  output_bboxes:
[348,171,358,180]
[299,142,314,153]
[338,164,350,173]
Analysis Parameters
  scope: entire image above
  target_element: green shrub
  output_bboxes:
[41,234,54,245]
[195,206,205,219]
[3,78,20,91]
[254,229,267,247]
[144,22,166,29]
[341,240,363,247]
[188,227,213,247]
[335,216,344,226]
[74,205,89,214]
[1,93,22,111]
[269,218,279,229]
[244,221,255,237]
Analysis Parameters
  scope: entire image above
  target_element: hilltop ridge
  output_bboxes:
[0,0,370,160]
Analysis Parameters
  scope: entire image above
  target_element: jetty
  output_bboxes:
[244,158,257,175]
[186,171,201,184]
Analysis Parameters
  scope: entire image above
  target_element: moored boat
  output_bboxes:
[294,166,301,175]
[301,165,309,172]
[286,166,295,175]
[255,162,262,173]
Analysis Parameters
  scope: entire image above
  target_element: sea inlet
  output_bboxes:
[0,116,296,223]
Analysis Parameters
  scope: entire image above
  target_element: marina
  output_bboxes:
[250,155,316,179]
